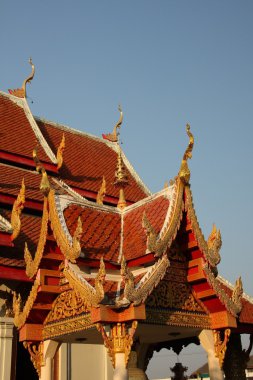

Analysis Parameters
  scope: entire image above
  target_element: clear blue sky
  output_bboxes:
[1,1,253,377]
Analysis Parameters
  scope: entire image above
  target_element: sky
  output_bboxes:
[1,1,253,377]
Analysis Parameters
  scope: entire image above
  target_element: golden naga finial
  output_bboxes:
[114,148,128,210]
[33,147,50,196]
[8,58,35,98]
[102,105,123,143]
[96,176,106,205]
[179,123,194,184]
[11,178,25,240]
[232,276,243,314]
[57,133,65,169]
[207,224,222,267]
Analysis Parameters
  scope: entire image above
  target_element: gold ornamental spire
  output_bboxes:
[102,105,123,143]
[179,123,194,184]
[57,133,65,169]
[8,58,35,98]
[114,147,128,210]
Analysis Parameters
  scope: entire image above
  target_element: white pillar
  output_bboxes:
[40,339,60,380]
[199,330,224,380]
[113,352,128,380]
[0,317,15,380]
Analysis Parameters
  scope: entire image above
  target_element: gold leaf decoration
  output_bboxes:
[11,178,25,240]
[57,133,65,169]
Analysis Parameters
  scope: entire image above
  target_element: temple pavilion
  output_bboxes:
[1,60,253,380]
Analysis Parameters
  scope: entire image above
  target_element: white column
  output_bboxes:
[113,352,128,380]
[199,330,224,380]
[40,340,60,380]
[0,317,15,380]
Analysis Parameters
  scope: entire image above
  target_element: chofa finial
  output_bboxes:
[8,58,35,98]
[102,105,123,143]
[179,123,194,184]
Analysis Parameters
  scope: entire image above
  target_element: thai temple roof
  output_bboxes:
[1,60,253,377]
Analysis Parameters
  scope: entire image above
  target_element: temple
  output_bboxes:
[1,60,253,380]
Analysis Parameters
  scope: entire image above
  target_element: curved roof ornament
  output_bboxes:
[8,58,35,98]
[102,105,123,143]
[179,123,194,184]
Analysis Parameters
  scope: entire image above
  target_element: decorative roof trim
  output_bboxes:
[24,197,49,278]
[13,280,40,329]
[22,98,57,163]
[0,91,24,107]
[123,187,171,214]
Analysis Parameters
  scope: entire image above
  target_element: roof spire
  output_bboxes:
[114,146,128,210]
[102,105,123,143]
[179,123,194,184]
[8,58,35,98]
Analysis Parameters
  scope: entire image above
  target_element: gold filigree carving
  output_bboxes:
[33,147,51,196]
[57,133,65,169]
[13,280,40,329]
[11,178,25,240]
[96,176,106,205]
[102,105,123,143]
[43,313,93,340]
[207,224,222,267]
[63,258,105,308]
[48,190,82,262]
[115,147,128,210]
[232,276,243,314]
[179,124,194,184]
[146,280,204,312]
[24,197,49,278]
[146,309,210,328]
[117,254,170,307]
[203,264,240,317]
[23,341,44,377]
[142,178,184,257]
[8,58,35,98]
[45,289,88,324]
[213,329,231,368]
[97,321,138,368]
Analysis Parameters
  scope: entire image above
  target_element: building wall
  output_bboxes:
[59,343,114,380]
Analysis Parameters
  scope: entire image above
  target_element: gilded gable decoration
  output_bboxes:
[118,254,170,307]
[115,146,129,210]
[96,176,106,205]
[24,197,49,278]
[8,58,35,98]
[97,321,138,368]
[142,178,184,257]
[13,280,40,329]
[213,329,231,368]
[102,105,123,143]
[57,133,65,169]
[48,190,82,262]
[207,224,222,267]
[11,178,25,240]
[63,258,105,308]
[179,124,194,184]
[23,341,44,377]
[232,276,243,314]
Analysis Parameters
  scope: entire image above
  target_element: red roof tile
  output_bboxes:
[0,209,41,261]
[123,195,170,260]
[0,94,50,163]
[0,164,43,202]
[64,204,121,262]
[37,119,149,202]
